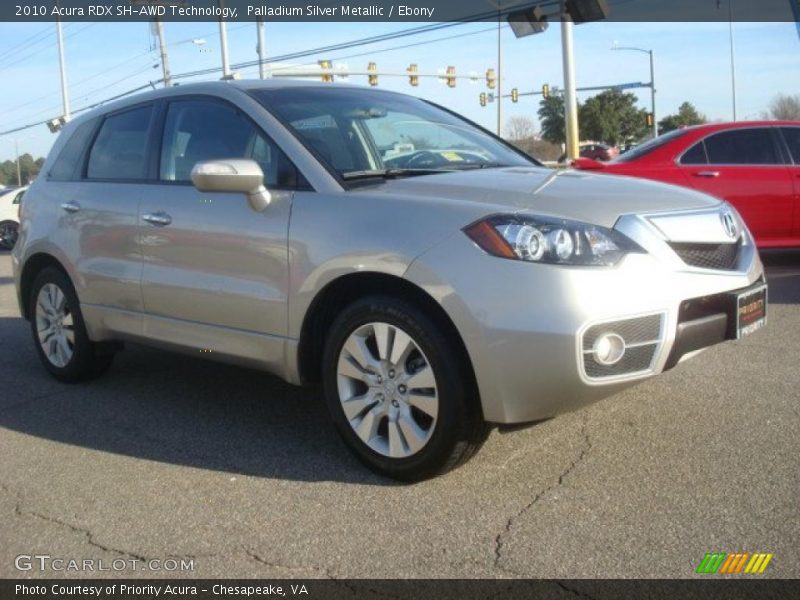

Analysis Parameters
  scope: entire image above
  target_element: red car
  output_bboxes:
[573,121,800,248]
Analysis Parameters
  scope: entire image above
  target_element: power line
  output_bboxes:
[0,19,512,139]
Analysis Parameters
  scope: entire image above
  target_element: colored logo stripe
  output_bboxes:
[744,554,774,574]
[696,552,773,574]
[697,553,726,574]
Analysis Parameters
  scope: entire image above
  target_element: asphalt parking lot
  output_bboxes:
[0,250,798,580]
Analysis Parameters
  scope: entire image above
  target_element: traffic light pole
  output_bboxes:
[561,17,580,161]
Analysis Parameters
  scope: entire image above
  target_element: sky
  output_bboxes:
[0,19,798,162]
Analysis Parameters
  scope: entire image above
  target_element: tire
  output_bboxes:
[28,267,115,383]
[0,220,18,250]
[322,295,489,482]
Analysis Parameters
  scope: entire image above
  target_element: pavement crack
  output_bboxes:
[242,547,336,579]
[20,508,152,561]
[554,580,599,600]
[493,416,592,570]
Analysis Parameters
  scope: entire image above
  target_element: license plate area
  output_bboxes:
[736,284,767,338]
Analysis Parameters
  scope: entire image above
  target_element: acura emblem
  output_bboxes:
[721,212,738,240]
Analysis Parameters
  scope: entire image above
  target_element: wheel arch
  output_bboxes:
[297,272,482,415]
[18,252,71,321]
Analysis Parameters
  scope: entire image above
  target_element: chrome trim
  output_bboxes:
[576,311,668,386]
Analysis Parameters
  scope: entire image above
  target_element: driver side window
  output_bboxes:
[160,98,298,188]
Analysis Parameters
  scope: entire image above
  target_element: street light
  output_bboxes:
[612,44,657,138]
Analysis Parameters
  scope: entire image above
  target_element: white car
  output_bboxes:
[0,185,26,250]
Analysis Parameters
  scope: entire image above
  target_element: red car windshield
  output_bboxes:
[612,129,689,163]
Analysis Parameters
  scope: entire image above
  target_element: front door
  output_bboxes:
[138,97,299,370]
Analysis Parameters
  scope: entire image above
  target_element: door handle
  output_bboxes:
[142,212,172,227]
[694,171,720,178]
[60,201,80,213]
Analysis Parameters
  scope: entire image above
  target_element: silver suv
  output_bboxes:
[13,81,767,480]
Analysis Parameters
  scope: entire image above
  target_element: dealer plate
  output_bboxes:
[737,284,767,339]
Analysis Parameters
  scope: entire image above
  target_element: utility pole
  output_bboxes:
[257,17,267,79]
[219,0,232,79]
[728,0,737,121]
[561,15,580,160]
[649,49,657,137]
[55,5,70,120]
[155,18,172,87]
[15,140,21,187]
[496,14,503,136]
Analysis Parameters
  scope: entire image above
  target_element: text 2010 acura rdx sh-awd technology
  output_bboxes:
[13,81,767,480]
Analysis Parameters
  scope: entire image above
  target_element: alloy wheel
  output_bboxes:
[336,322,439,458]
[35,283,75,368]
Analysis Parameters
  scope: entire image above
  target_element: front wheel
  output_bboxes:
[322,296,488,481]
[28,267,115,382]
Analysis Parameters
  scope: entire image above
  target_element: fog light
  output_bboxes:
[592,333,626,365]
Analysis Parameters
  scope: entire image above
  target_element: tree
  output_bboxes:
[505,115,537,142]
[579,90,648,146]
[0,154,44,186]
[658,101,707,134]
[538,94,567,145]
[765,94,800,121]
[504,116,562,161]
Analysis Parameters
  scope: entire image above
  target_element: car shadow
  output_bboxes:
[0,315,396,486]
[762,250,800,305]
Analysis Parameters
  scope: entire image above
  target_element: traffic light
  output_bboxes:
[542,84,550,99]
[645,112,654,127]
[318,60,333,83]
[480,93,487,107]
[486,68,496,89]
[368,62,378,86]
[446,66,456,88]
[511,88,519,103]
[407,63,419,86]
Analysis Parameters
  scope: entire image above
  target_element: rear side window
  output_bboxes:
[680,142,708,165]
[13,190,24,205]
[87,105,153,180]
[781,127,800,164]
[703,129,778,165]
[49,118,98,181]
[159,98,298,188]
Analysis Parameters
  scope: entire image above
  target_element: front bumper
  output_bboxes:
[405,211,764,424]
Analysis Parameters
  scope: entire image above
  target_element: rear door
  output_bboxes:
[55,104,155,335]
[778,126,800,243]
[677,127,794,245]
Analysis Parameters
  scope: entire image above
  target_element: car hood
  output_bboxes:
[366,166,720,228]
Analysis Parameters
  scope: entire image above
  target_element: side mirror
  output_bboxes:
[191,159,271,212]
[571,157,606,171]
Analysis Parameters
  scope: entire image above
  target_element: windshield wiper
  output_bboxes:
[342,168,449,180]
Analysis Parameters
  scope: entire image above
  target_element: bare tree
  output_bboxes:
[765,94,800,121]
[505,116,538,142]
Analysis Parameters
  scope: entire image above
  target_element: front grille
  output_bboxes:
[668,240,740,270]
[580,314,664,381]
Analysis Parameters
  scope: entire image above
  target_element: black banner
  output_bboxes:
[2,580,800,600]
[2,0,800,23]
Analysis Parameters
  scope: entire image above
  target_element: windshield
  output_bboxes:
[253,87,537,179]
[612,128,689,163]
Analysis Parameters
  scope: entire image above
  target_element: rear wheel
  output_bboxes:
[323,296,488,481]
[0,220,18,250]
[29,267,114,382]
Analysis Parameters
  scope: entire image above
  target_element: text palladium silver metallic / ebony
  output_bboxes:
[12,80,767,481]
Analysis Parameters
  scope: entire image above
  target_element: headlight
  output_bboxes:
[464,214,645,266]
